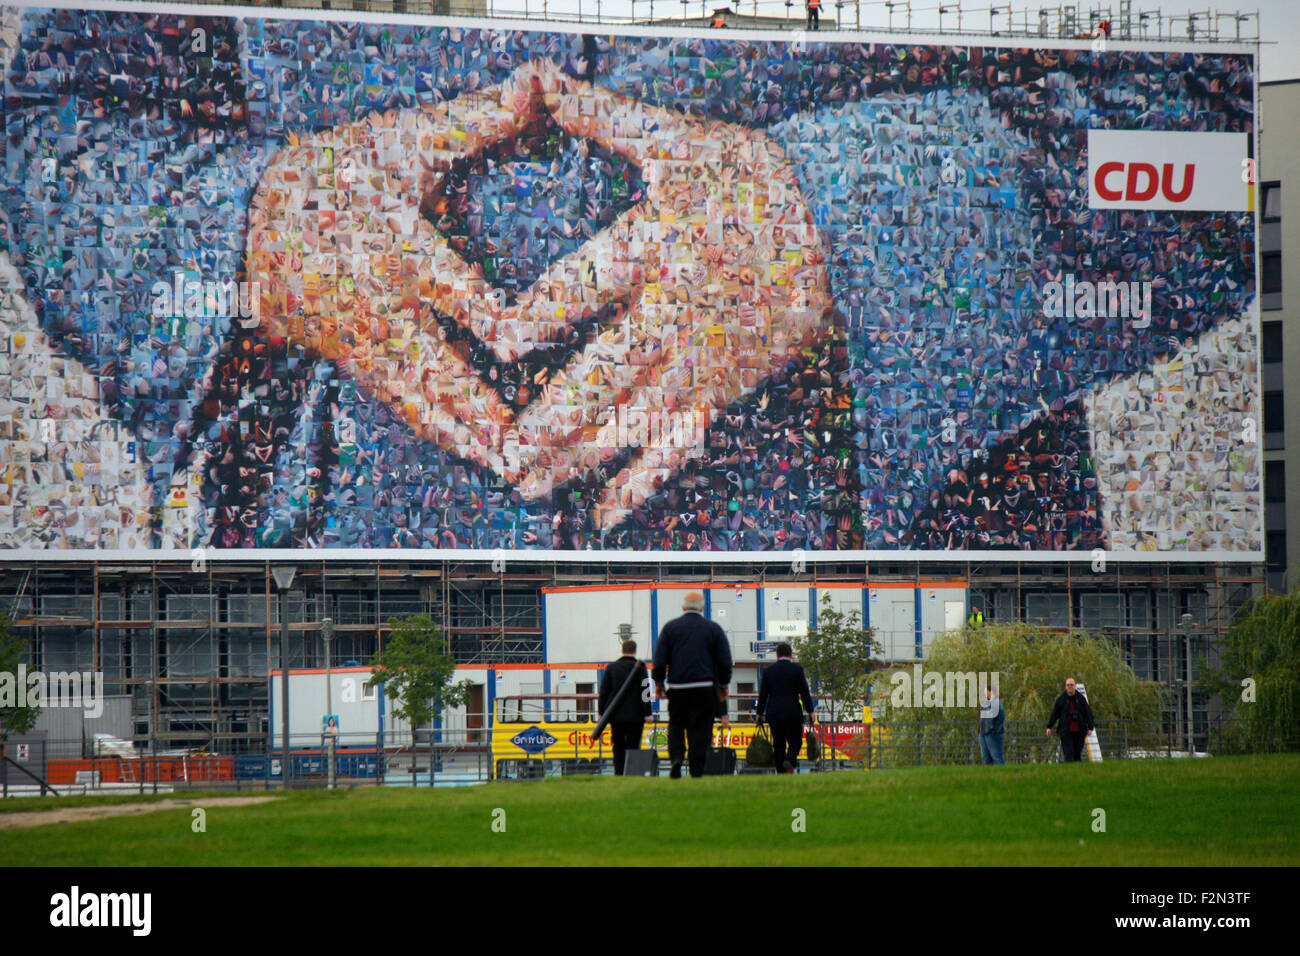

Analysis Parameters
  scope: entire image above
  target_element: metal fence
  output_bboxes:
[6,716,1296,795]
[861,718,1300,769]
[1,729,497,796]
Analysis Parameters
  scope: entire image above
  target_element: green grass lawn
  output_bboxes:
[3,755,1297,866]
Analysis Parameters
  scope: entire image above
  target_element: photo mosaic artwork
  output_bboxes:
[0,4,1262,556]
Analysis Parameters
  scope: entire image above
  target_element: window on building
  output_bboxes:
[1266,530,1288,573]
[736,681,755,720]
[1264,390,1285,437]
[1078,592,1124,630]
[1025,592,1068,627]
[1261,181,1281,223]
[576,682,595,719]
[1265,461,1287,504]
[1262,251,1282,296]
[1262,321,1283,363]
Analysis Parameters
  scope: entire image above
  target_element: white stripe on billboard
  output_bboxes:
[1087,130,1250,212]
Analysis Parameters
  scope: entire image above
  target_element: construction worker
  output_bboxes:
[711,10,726,28]
[806,0,821,31]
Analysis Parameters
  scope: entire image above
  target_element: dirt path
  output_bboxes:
[0,796,280,830]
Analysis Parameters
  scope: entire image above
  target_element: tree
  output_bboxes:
[793,595,881,761]
[369,615,471,782]
[0,613,40,793]
[0,612,40,741]
[864,621,1163,766]
[1203,586,1300,751]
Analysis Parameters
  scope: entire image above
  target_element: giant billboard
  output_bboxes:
[0,2,1262,559]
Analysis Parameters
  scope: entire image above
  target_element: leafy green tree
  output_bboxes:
[865,622,1162,765]
[793,595,881,760]
[0,613,40,741]
[1203,587,1300,750]
[370,615,471,779]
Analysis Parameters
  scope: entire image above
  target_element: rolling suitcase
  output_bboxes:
[705,725,737,775]
[623,749,659,776]
[623,718,660,776]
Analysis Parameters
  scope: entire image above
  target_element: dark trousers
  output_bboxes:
[769,719,804,771]
[807,7,820,29]
[611,720,643,776]
[1061,730,1087,762]
[667,687,716,777]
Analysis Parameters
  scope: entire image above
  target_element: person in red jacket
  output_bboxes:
[806,0,821,31]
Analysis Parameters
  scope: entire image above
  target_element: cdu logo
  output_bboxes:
[510,725,558,754]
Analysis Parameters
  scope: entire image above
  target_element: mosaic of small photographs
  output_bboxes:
[1088,317,1261,553]
[0,5,1261,553]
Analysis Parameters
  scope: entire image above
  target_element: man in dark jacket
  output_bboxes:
[979,683,1005,765]
[1045,677,1095,762]
[598,640,652,775]
[756,643,816,773]
[652,592,733,778]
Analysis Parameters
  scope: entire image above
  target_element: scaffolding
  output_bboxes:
[107,0,1264,42]
[0,558,1265,756]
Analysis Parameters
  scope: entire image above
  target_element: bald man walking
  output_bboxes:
[653,592,734,778]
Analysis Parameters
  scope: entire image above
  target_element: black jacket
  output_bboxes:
[1046,691,1095,737]
[756,658,815,723]
[598,656,652,722]
[652,612,733,690]
[979,697,1005,736]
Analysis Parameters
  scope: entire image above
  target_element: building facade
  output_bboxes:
[1260,79,1300,594]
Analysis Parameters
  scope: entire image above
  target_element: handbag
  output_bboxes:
[705,724,738,775]
[804,722,821,762]
[746,722,775,767]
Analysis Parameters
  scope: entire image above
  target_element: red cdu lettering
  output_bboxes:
[1125,162,1159,201]
[1096,160,1197,204]
[1095,161,1125,201]
[1161,163,1194,202]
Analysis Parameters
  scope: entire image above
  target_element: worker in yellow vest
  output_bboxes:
[806,0,821,31]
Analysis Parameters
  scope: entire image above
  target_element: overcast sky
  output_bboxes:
[585,0,1298,82]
